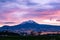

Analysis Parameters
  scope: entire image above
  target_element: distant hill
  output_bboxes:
[0,20,60,33]
[0,31,20,36]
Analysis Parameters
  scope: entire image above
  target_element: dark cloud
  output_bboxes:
[24,12,53,18]
[0,21,16,24]
[0,0,15,3]
[48,3,60,5]
[47,2,60,9]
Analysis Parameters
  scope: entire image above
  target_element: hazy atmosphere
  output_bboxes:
[0,0,60,26]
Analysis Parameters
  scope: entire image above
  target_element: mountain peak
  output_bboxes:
[26,20,36,23]
[21,20,38,24]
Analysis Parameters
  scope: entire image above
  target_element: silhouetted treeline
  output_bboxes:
[0,30,60,37]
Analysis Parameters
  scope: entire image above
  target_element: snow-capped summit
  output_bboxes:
[21,20,38,24]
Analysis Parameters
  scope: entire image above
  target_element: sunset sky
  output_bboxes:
[0,0,60,26]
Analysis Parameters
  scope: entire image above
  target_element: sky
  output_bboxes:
[0,0,60,26]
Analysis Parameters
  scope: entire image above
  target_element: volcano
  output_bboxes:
[0,20,60,33]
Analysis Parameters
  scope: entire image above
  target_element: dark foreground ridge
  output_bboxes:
[0,31,60,40]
